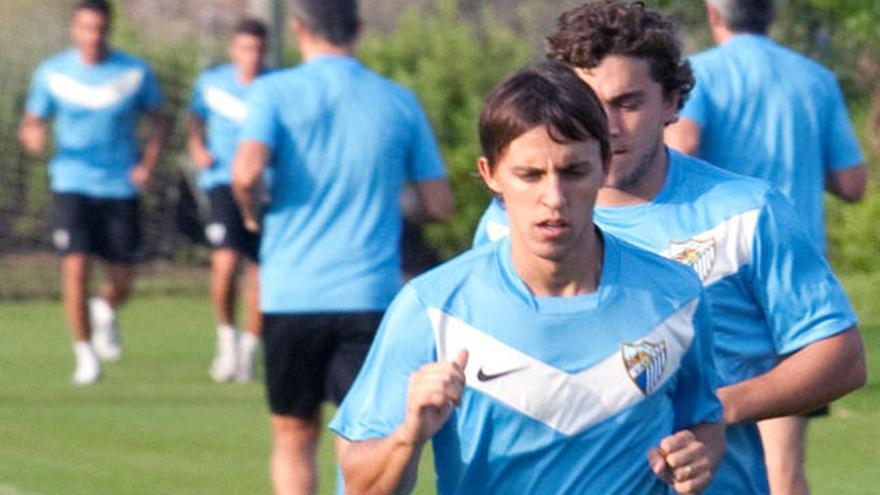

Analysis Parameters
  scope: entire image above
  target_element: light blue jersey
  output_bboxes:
[190,64,262,191]
[681,34,863,250]
[240,55,447,313]
[332,233,721,494]
[474,150,858,494]
[25,48,163,198]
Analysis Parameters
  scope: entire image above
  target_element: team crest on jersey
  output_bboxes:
[621,340,667,395]
[668,238,716,281]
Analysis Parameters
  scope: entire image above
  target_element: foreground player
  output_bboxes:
[232,0,453,492]
[188,18,268,383]
[665,2,867,491]
[474,3,866,494]
[332,61,725,495]
[18,0,167,384]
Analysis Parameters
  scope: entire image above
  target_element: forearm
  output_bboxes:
[719,327,866,424]
[339,430,424,495]
[141,111,170,170]
[231,141,270,231]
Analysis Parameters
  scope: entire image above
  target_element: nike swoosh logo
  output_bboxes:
[476,366,528,382]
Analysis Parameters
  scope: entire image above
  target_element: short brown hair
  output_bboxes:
[547,1,693,108]
[479,61,610,170]
[234,18,268,39]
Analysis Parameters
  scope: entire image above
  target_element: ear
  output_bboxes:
[662,91,681,127]
[706,3,722,29]
[477,157,503,196]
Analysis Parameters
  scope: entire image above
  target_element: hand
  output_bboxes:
[649,429,713,494]
[399,350,469,445]
[191,146,214,170]
[130,163,153,191]
[18,120,47,156]
[242,216,262,233]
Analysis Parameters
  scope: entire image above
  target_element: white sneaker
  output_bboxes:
[235,332,260,383]
[90,298,122,362]
[210,326,238,383]
[72,342,101,385]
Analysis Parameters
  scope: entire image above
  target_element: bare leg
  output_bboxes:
[62,253,92,342]
[271,413,321,495]
[100,262,136,309]
[758,415,810,495]
[211,249,240,326]
[243,260,261,336]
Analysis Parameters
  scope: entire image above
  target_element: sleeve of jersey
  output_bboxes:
[330,284,437,441]
[24,65,54,118]
[824,79,864,171]
[677,62,709,126]
[671,295,722,431]
[749,189,858,355]
[189,75,208,119]
[405,95,447,181]
[139,66,164,111]
[239,81,278,149]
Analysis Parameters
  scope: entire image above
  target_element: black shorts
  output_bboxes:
[205,185,260,261]
[263,311,383,419]
[51,192,141,264]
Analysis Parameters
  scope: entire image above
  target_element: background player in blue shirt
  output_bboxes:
[18,0,167,385]
[664,1,867,492]
[188,18,268,384]
[474,2,867,494]
[232,0,454,492]
[332,61,725,495]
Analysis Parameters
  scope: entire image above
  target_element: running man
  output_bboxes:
[473,2,866,494]
[188,18,268,383]
[231,0,453,492]
[18,0,167,385]
[331,61,725,495]
[665,2,867,491]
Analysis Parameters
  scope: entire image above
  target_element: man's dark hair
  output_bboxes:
[547,1,693,109]
[292,0,359,46]
[234,17,268,40]
[76,0,112,18]
[707,0,775,34]
[479,60,610,171]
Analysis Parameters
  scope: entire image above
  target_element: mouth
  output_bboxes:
[536,218,570,239]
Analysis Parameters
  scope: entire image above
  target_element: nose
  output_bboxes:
[541,173,567,209]
[604,106,621,138]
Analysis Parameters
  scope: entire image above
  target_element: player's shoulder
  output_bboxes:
[609,232,703,299]
[199,63,235,79]
[407,243,497,302]
[670,150,773,208]
[107,49,153,71]
[37,48,78,72]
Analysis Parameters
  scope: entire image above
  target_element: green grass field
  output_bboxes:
[1,272,878,494]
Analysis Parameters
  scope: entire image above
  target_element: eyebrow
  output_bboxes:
[608,90,645,104]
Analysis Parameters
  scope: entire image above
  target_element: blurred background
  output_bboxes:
[1,0,878,300]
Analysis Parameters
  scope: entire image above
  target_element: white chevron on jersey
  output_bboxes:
[661,208,760,286]
[485,220,509,242]
[205,86,247,123]
[47,69,144,109]
[428,300,697,436]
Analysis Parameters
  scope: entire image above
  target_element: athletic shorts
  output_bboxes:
[205,185,260,261]
[51,192,141,264]
[263,311,383,419]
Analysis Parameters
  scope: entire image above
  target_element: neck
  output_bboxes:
[597,144,669,207]
[78,46,108,65]
[711,24,738,44]
[511,228,603,298]
[237,66,262,84]
[299,37,353,62]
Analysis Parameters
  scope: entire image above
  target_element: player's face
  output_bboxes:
[479,125,604,264]
[575,55,678,196]
[229,34,267,77]
[71,8,110,60]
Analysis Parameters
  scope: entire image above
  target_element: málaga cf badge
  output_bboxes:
[668,238,716,282]
[621,340,667,395]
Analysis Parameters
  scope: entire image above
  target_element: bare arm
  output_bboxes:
[337,350,468,495]
[131,109,171,190]
[17,112,47,156]
[232,140,270,233]
[186,113,214,170]
[664,118,702,156]
[718,327,866,424]
[402,179,455,224]
[826,165,867,203]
